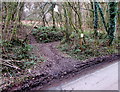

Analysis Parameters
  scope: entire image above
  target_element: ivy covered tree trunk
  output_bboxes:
[118,2,120,37]
[90,1,94,29]
[93,2,98,37]
[108,2,118,45]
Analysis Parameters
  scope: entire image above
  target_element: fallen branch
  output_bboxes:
[0,58,22,71]
[1,63,21,71]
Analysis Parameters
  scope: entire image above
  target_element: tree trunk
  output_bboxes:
[52,3,56,29]
[97,2,108,33]
[94,2,98,37]
[108,2,118,45]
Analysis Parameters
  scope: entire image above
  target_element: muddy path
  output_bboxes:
[2,35,120,91]
[47,62,118,90]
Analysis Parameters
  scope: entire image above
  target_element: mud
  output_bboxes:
[2,35,120,92]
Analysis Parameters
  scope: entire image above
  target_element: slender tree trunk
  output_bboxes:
[62,4,70,42]
[52,3,56,29]
[97,2,108,33]
[42,12,46,27]
[77,2,83,33]
[94,2,98,37]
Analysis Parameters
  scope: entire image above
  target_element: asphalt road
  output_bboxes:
[48,62,119,90]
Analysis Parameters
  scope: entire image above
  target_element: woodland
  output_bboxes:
[0,1,120,91]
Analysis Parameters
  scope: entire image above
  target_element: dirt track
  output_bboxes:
[47,62,119,90]
[2,35,120,91]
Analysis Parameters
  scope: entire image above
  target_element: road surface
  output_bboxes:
[48,62,119,90]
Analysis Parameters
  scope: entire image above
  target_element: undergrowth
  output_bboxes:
[32,26,64,43]
[59,31,119,60]
[1,38,40,77]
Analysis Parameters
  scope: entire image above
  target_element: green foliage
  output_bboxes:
[59,30,119,60]
[13,44,32,60]
[59,43,69,51]
[32,26,64,43]
[1,39,41,77]
[2,39,31,60]
[23,60,36,69]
